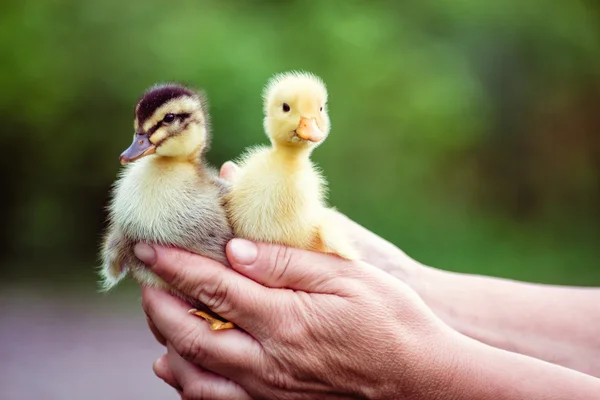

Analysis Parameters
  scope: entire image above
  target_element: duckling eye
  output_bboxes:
[319,106,323,112]
[282,103,290,112]
[163,113,175,123]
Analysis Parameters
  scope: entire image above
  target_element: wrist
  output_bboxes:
[436,333,600,400]
[420,332,530,400]
[371,326,467,400]
[401,260,443,301]
[379,244,428,287]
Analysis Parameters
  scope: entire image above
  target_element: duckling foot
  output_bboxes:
[188,308,235,330]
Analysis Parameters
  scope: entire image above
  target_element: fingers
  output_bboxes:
[142,286,263,377]
[135,243,274,331]
[155,349,250,400]
[329,211,420,278]
[167,343,252,400]
[226,239,352,293]
[147,315,166,346]
[153,354,183,394]
[219,161,239,181]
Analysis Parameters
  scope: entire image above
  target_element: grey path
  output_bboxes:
[0,287,177,400]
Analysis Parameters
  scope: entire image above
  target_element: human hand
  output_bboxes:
[154,342,253,400]
[146,160,431,398]
[219,160,421,281]
[139,238,462,399]
[146,160,419,345]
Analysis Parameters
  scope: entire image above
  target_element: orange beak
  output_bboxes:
[295,117,325,142]
[119,133,157,165]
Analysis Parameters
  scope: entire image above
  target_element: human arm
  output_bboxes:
[329,212,600,377]
[217,160,600,377]
[138,240,600,399]
[412,264,600,378]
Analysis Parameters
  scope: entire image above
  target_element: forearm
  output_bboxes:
[413,265,600,377]
[338,212,600,376]
[443,335,600,400]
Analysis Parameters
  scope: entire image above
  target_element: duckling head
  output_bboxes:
[120,84,210,164]
[262,71,330,150]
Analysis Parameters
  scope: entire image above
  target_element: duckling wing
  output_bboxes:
[313,208,360,261]
[99,225,139,291]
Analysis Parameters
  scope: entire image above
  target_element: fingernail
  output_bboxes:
[223,160,238,170]
[152,356,165,375]
[135,242,156,265]
[220,161,239,179]
[229,239,258,265]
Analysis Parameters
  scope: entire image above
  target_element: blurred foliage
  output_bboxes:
[1,0,599,288]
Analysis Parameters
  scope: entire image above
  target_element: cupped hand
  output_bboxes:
[139,237,461,400]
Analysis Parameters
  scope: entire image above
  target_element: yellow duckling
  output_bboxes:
[225,71,358,260]
[100,83,234,330]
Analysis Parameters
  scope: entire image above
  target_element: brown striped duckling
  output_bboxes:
[99,83,234,330]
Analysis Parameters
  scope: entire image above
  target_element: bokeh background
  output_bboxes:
[2,1,599,399]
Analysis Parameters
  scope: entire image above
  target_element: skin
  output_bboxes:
[139,162,600,398]
[222,162,600,378]
[139,238,600,400]
[329,212,600,378]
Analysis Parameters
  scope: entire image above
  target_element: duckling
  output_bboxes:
[225,71,358,260]
[100,83,234,330]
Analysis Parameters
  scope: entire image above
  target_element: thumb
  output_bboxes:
[226,239,348,291]
[219,161,240,182]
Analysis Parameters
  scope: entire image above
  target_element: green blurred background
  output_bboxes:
[1,1,599,398]
[3,0,599,287]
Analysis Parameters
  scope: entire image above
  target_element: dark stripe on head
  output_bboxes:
[135,83,197,124]
[138,113,193,136]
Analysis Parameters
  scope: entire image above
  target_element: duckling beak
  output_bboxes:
[295,117,325,142]
[119,133,157,165]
